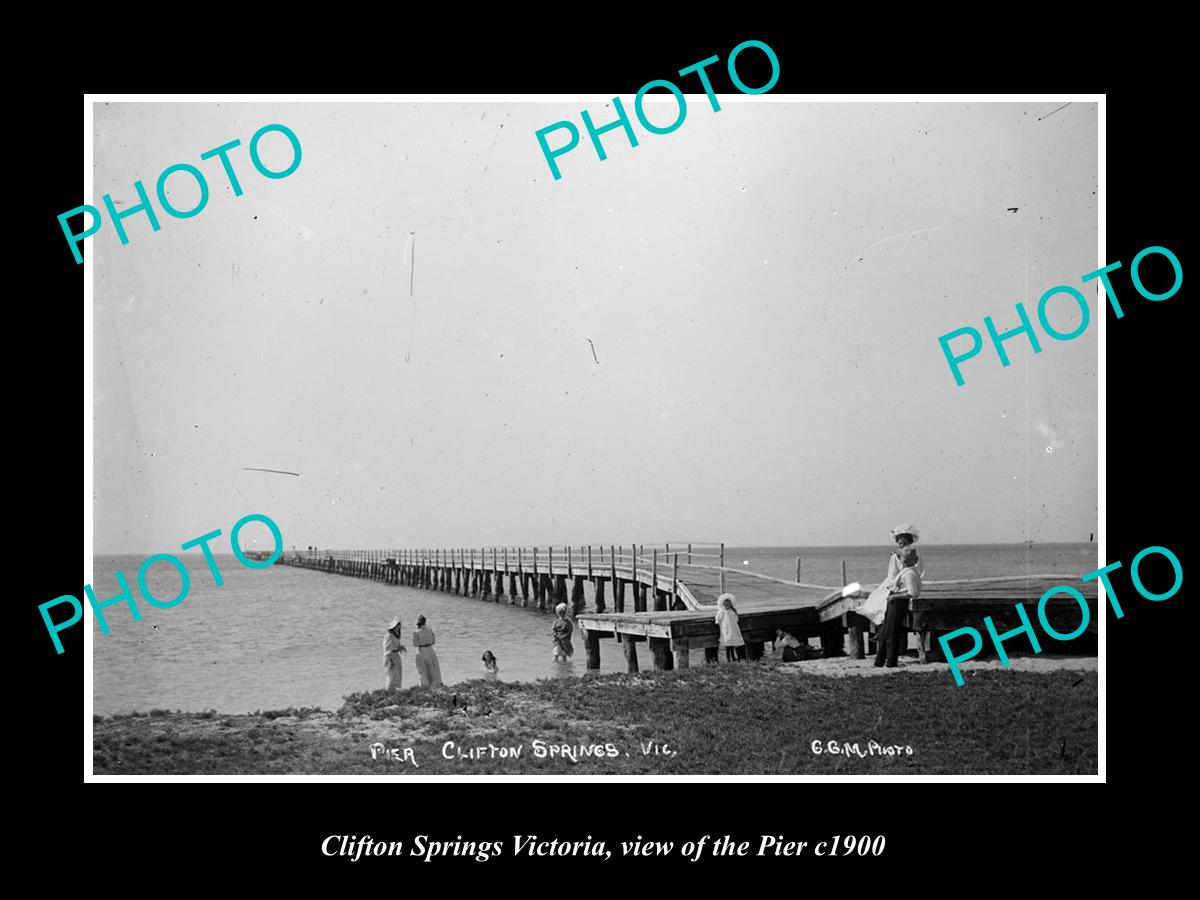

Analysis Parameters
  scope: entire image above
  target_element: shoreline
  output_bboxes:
[93,657,1098,775]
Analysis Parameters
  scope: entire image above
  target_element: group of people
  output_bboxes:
[384,526,926,687]
[713,523,925,668]
[383,615,445,689]
[382,603,575,691]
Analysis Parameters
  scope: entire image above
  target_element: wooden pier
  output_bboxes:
[280,544,725,614]
[279,546,1099,671]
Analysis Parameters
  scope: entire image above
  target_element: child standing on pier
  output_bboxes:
[715,594,746,662]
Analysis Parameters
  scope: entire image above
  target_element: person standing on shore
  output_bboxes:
[874,545,922,668]
[715,594,746,661]
[383,617,407,690]
[412,615,443,687]
[551,603,575,660]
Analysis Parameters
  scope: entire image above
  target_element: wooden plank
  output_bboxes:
[910,607,1099,634]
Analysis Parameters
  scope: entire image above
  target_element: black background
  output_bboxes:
[20,21,1186,887]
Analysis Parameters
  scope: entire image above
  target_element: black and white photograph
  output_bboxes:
[83,94,1103,777]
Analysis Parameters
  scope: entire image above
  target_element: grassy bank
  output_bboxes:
[93,662,1097,775]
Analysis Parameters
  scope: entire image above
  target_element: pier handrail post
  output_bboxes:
[672,553,679,608]
[566,546,572,578]
[841,560,848,586]
[796,556,802,582]
[687,543,692,565]
[504,546,508,575]
[719,542,726,594]
[652,548,658,595]
[587,545,593,579]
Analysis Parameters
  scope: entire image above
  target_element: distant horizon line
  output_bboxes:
[93,539,1096,556]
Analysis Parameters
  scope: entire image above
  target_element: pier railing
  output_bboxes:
[281,543,857,608]
[281,543,741,611]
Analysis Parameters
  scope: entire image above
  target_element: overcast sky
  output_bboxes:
[92,100,1097,553]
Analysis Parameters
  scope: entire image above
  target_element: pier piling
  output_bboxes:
[843,559,865,659]
[649,637,673,671]
[621,635,639,673]
[585,630,601,670]
[571,576,586,617]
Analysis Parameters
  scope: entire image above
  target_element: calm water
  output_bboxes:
[726,543,1097,585]
[92,543,1095,715]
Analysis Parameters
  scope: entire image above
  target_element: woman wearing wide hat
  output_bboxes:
[383,616,407,690]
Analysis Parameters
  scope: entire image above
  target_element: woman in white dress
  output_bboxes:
[714,593,746,661]
[886,524,925,581]
[412,615,443,687]
[860,523,926,625]
[383,617,406,690]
